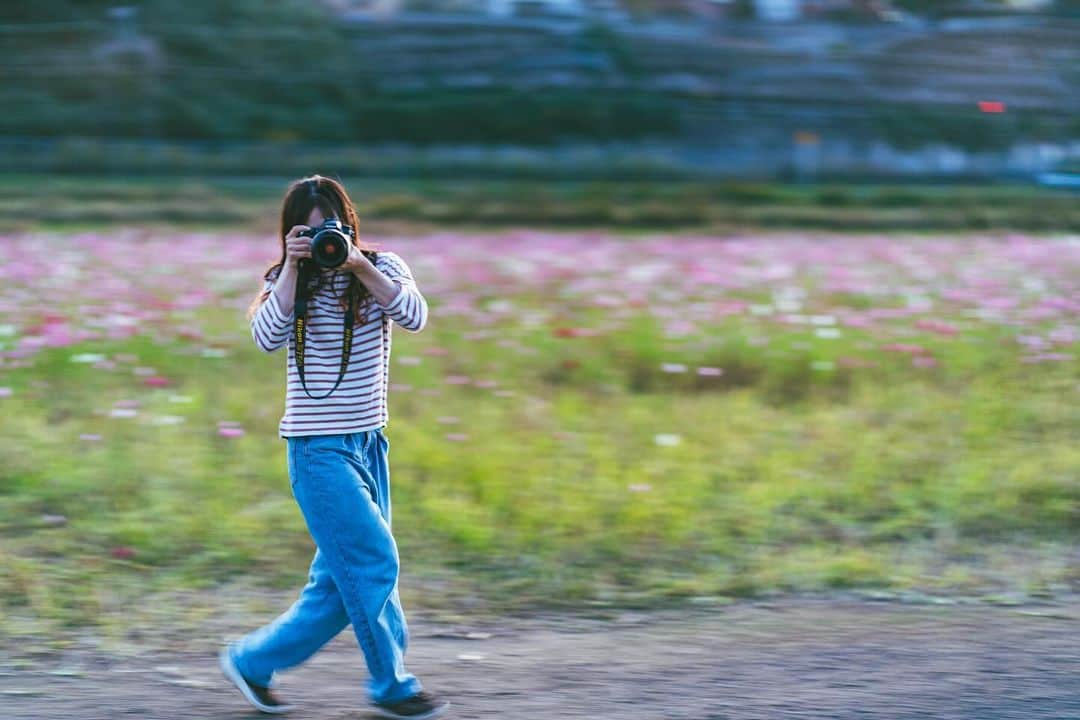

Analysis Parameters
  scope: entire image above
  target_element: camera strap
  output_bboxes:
[293,263,356,400]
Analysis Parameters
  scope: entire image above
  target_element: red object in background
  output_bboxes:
[552,326,601,338]
[978,101,1006,113]
[110,546,137,560]
[23,312,67,335]
[177,327,203,341]
[881,342,929,354]
[914,319,959,336]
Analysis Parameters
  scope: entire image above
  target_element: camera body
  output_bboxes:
[298,218,354,268]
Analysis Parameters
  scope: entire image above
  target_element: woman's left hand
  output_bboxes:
[340,244,375,274]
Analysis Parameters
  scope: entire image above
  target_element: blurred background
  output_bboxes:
[0,0,1078,660]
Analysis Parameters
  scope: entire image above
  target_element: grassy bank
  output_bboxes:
[1,314,1077,634]
[1,174,1077,233]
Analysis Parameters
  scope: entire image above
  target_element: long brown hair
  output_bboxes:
[246,174,380,326]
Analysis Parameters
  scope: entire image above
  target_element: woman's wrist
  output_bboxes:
[343,245,376,277]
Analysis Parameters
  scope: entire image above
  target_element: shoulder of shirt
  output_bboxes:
[375,249,404,266]
[375,250,412,275]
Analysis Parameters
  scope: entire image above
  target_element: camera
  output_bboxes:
[298,218,354,268]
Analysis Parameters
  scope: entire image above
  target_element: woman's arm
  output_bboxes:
[270,261,300,318]
[348,251,428,333]
[351,259,400,308]
[251,264,299,353]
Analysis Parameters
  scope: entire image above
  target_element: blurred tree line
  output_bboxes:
[1,0,679,144]
[1,1,1075,149]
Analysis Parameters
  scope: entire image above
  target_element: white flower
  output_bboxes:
[70,353,106,363]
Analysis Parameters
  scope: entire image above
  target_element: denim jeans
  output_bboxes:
[227,428,423,705]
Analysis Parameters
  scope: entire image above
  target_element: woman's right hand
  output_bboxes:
[285,225,313,268]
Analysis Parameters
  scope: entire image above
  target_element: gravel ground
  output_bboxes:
[2,594,1079,720]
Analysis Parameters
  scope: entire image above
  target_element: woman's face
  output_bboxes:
[306,206,327,228]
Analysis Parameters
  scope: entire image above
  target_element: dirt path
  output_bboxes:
[3,595,1079,719]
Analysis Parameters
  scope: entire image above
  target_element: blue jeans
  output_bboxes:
[227,428,423,705]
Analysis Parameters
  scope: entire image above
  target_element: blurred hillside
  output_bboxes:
[2,0,1078,179]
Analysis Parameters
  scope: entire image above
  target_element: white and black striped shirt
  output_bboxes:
[250,251,428,438]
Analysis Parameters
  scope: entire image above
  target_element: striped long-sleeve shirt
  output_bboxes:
[250,251,428,438]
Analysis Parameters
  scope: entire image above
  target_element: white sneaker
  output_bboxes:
[219,645,295,714]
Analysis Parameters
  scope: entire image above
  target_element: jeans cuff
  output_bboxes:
[376,679,423,705]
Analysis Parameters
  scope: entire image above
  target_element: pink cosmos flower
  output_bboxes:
[914,319,958,336]
[881,343,928,355]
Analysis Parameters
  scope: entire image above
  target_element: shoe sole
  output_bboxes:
[218,646,295,714]
[370,700,451,720]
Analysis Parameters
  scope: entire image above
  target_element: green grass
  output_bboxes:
[1,174,1077,233]
[1,305,1077,634]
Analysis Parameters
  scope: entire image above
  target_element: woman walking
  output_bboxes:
[219,175,450,719]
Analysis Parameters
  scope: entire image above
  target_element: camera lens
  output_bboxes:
[311,229,348,268]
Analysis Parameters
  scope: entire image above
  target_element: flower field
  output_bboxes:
[1,227,1077,631]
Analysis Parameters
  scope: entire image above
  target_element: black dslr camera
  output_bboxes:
[298,218,354,268]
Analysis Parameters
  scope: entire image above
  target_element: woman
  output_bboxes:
[219,175,450,720]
